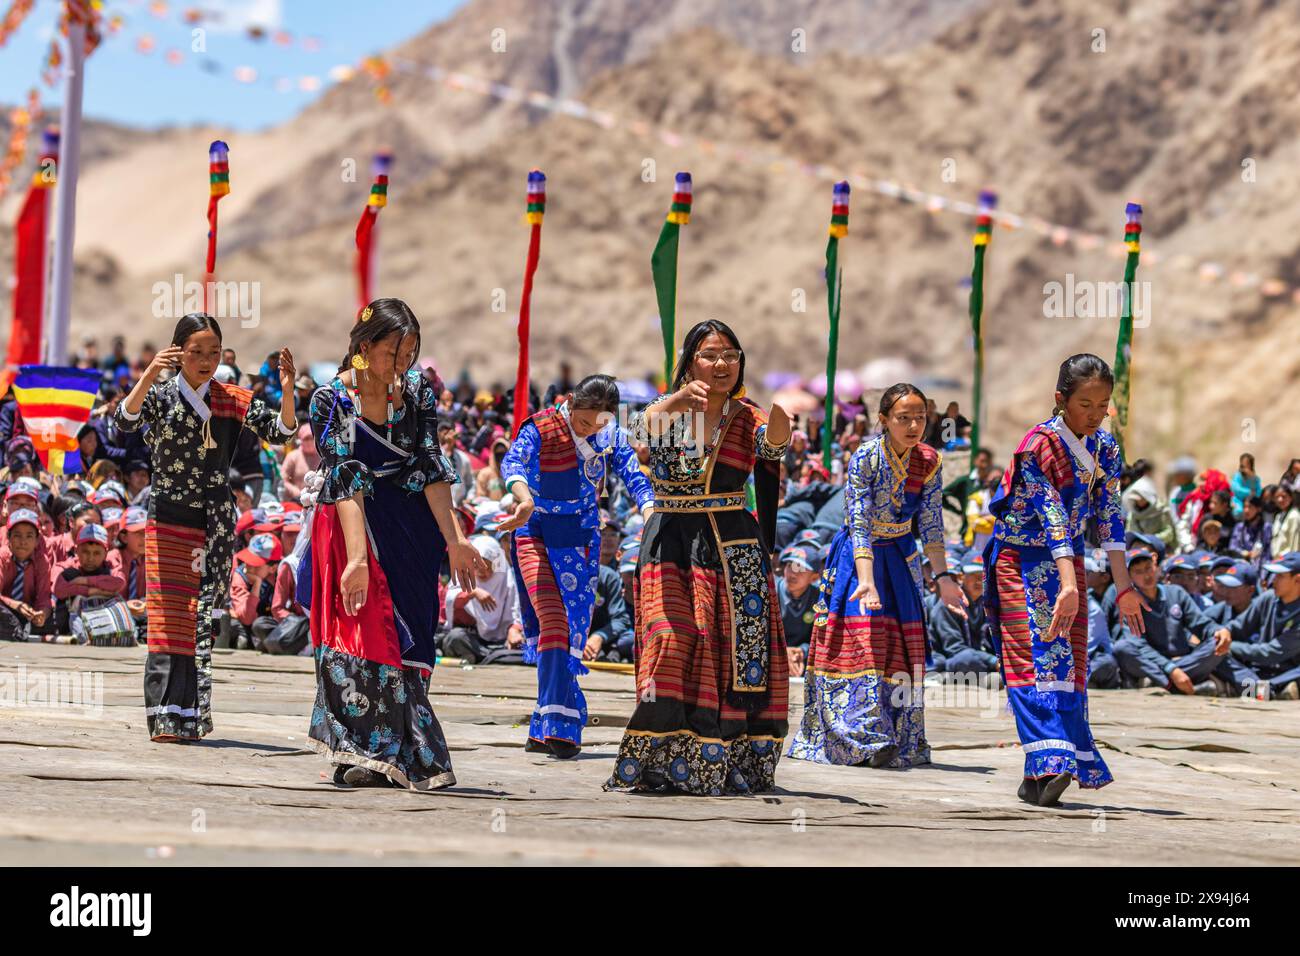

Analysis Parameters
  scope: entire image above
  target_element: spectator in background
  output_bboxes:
[1122,459,1179,553]
[942,446,993,538]
[0,509,53,640]
[1231,454,1261,516]
[928,556,998,680]
[439,422,475,509]
[279,425,319,502]
[226,533,281,650]
[474,436,510,502]
[1083,553,1119,688]
[441,511,523,663]
[1206,561,1257,625]
[1166,456,1198,513]
[1229,495,1270,564]
[1270,484,1300,556]
[778,542,824,678]
[587,561,634,663]
[1218,552,1300,699]
[1280,459,1300,494]
[220,348,241,385]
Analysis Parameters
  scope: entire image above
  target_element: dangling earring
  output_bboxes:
[351,352,369,371]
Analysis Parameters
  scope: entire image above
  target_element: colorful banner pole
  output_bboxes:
[651,171,691,386]
[511,169,545,437]
[968,189,997,455]
[203,139,230,313]
[4,126,58,397]
[1112,201,1142,460]
[822,180,849,469]
[354,150,391,313]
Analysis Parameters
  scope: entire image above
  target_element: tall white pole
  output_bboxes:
[45,19,86,366]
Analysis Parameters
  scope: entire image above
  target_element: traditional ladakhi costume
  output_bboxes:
[983,415,1125,790]
[302,369,461,790]
[788,435,944,767]
[502,402,653,752]
[604,394,789,795]
[113,374,295,740]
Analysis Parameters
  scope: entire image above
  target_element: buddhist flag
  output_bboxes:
[651,172,691,386]
[11,365,101,475]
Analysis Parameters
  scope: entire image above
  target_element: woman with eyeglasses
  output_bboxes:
[604,320,791,796]
[982,354,1145,806]
[788,382,963,770]
[114,313,298,742]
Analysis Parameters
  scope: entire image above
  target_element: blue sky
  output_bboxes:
[1,0,466,130]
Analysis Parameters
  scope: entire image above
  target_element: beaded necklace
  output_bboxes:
[347,367,398,442]
[679,397,730,476]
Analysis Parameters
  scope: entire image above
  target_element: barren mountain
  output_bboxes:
[3,0,1299,474]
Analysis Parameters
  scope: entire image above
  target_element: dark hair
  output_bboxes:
[1240,453,1255,469]
[1244,494,1264,510]
[171,313,222,348]
[877,382,928,419]
[340,298,421,375]
[1261,484,1280,514]
[672,320,745,396]
[569,374,621,414]
[1129,458,1153,478]
[1054,353,1113,411]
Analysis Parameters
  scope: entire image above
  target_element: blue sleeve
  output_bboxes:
[601,567,633,652]
[309,386,372,503]
[501,421,540,495]
[1093,434,1127,549]
[1231,627,1300,667]
[917,453,944,550]
[1020,450,1073,559]
[611,433,653,510]
[847,445,874,557]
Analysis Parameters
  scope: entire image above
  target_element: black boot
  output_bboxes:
[1037,771,1073,807]
[342,765,391,787]
[524,738,550,754]
[864,744,899,769]
[1017,777,1040,805]
[548,739,581,760]
[332,766,350,786]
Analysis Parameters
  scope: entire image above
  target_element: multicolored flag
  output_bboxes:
[968,189,997,455]
[3,126,58,398]
[651,172,691,386]
[204,139,230,313]
[1111,201,1142,460]
[512,169,546,437]
[11,365,101,474]
[822,181,849,469]
[355,150,391,314]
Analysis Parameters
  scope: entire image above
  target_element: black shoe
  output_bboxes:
[548,739,580,760]
[864,744,898,769]
[332,766,350,786]
[524,738,550,754]
[342,765,390,787]
[1037,771,1073,807]
[1017,777,1040,805]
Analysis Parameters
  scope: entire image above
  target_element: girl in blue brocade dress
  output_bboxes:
[498,375,654,758]
[789,384,967,769]
[984,354,1147,807]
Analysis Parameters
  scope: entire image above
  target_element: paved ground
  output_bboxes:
[1,641,1297,865]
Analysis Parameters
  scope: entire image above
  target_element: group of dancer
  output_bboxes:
[123,299,1145,806]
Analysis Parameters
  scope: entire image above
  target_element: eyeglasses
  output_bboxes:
[696,349,742,365]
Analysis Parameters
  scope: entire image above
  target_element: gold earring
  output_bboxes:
[351,353,369,371]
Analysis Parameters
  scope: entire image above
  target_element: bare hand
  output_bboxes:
[28,609,46,627]
[449,540,489,594]
[1116,587,1148,635]
[277,347,297,397]
[583,633,604,661]
[341,558,369,616]
[471,587,498,612]
[937,576,968,619]
[496,497,534,533]
[786,645,806,678]
[849,579,882,611]
[147,346,182,380]
[672,379,710,414]
[506,627,525,650]
[1047,585,1079,641]
[1213,628,1232,656]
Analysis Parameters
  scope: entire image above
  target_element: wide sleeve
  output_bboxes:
[611,433,653,510]
[918,452,945,552]
[847,445,875,558]
[113,385,159,438]
[501,421,541,495]
[1020,448,1073,560]
[243,394,296,446]
[1092,434,1127,550]
[308,385,372,504]
[395,374,459,494]
[752,405,789,461]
